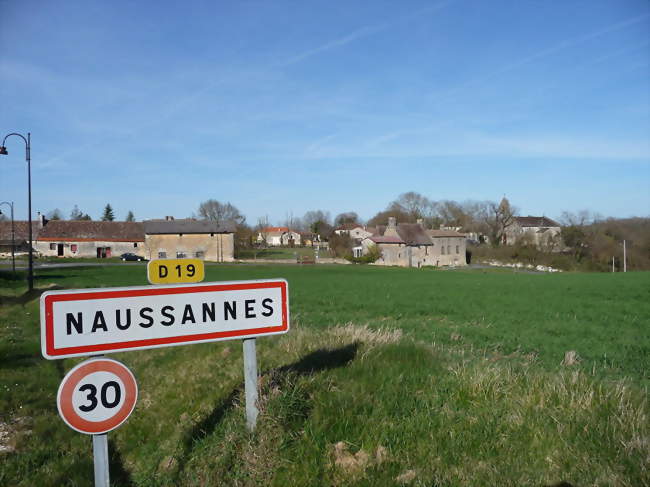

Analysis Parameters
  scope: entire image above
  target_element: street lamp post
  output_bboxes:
[0,201,16,274]
[1,132,33,290]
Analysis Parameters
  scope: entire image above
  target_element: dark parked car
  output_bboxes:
[120,253,144,262]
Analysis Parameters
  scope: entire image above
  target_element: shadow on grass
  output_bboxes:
[176,342,359,476]
[109,438,135,487]
[0,284,64,306]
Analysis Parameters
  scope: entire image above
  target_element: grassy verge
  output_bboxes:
[1,266,648,486]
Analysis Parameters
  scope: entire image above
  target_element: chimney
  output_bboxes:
[38,212,46,228]
[385,216,399,238]
[165,216,174,221]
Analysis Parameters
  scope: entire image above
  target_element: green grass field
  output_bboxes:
[1,265,648,486]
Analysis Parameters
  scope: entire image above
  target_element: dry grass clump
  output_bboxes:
[329,441,390,484]
[329,322,402,347]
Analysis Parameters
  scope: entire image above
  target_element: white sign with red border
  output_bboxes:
[40,279,289,359]
[57,357,138,435]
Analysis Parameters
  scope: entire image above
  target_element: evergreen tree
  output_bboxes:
[126,210,135,222]
[47,209,63,220]
[70,205,83,220]
[101,204,115,221]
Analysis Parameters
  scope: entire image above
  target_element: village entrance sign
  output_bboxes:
[40,267,289,487]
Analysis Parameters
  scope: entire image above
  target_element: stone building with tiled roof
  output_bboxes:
[360,217,466,268]
[505,215,562,250]
[35,220,145,258]
[143,217,235,262]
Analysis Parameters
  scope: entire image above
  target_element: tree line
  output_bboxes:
[39,204,135,222]
[35,194,647,271]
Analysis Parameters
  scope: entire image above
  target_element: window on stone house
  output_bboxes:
[133,242,138,248]
[447,245,451,254]
[158,251,167,258]
[195,251,204,258]
[71,244,78,253]
[456,245,459,254]
[49,243,56,250]
[441,246,445,255]
[176,251,186,258]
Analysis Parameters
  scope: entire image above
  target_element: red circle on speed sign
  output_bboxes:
[57,357,138,434]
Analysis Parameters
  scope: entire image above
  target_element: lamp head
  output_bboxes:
[0,147,7,155]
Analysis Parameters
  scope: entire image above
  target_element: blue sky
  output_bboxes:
[1,0,648,225]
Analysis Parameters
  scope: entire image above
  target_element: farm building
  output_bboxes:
[35,220,145,258]
[0,220,42,254]
[143,218,235,262]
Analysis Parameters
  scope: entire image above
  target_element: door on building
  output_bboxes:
[57,244,64,257]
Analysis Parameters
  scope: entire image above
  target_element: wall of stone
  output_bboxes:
[144,233,234,262]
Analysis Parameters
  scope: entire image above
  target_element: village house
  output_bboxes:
[35,219,145,258]
[257,227,301,247]
[505,216,562,249]
[143,217,235,262]
[333,223,374,241]
[360,217,467,268]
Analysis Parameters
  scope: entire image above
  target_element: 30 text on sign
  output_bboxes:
[40,279,289,359]
[147,258,204,284]
[57,357,138,435]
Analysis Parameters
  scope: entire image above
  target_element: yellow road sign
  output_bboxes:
[147,258,205,284]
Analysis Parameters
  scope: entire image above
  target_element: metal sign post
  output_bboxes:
[243,338,259,431]
[92,434,110,487]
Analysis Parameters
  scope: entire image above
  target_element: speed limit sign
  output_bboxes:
[57,357,138,435]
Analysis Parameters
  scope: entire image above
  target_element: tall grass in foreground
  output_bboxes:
[1,266,648,485]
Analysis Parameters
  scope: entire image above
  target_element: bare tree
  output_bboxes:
[303,210,332,236]
[198,199,245,226]
[482,197,517,246]
[334,211,359,226]
[390,192,432,220]
[255,216,270,247]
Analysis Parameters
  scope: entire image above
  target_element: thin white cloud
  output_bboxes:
[280,24,388,67]
[280,1,456,66]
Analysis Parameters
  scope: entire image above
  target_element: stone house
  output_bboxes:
[143,218,235,262]
[426,229,467,267]
[35,220,145,258]
[505,216,561,249]
[361,217,466,268]
[333,223,374,241]
[257,227,301,247]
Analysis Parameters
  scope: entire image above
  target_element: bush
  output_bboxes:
[345,244,381,264]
